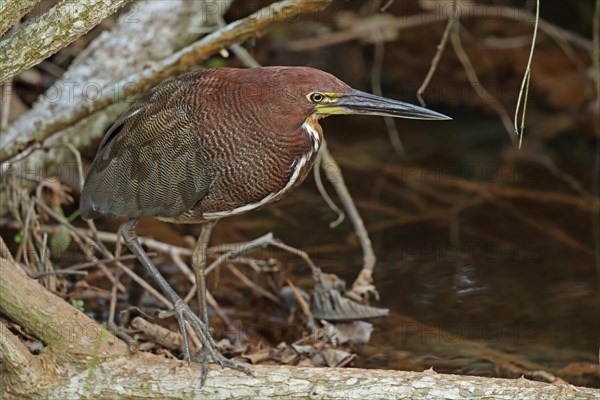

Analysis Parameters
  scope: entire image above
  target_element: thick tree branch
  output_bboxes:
[0,255,128,362]
[0,320,54,396]
[0,0,332,164]
[0,0,133,83]
[45,358,599,399]
[0,0,39,36]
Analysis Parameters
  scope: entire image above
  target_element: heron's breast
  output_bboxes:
[187,118,323,221]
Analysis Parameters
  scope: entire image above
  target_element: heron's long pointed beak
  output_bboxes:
[315,90,451,120]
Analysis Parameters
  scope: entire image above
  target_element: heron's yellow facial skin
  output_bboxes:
[314,105,348,115]
[313,92,348,115]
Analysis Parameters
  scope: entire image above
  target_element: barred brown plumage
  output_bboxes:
[80,66,450,385]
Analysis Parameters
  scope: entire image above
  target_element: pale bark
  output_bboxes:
[44,358,600,399]
[0,321,56,397]
[0,0,134,83]
[0,256,128,361]
[0,0,39,36]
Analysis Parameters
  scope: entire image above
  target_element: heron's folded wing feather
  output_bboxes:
[81,79,213,220]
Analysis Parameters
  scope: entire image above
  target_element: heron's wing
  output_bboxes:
[81,78,213,220]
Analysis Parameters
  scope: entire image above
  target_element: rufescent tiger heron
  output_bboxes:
[80,66,450,382]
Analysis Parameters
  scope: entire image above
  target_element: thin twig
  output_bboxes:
[107,268,138,351]
[29,197,171,303]
[65,254,144,271]
[513,152,592,199]
[385,164,597,255]
[514,0,540,149]
[18,202,35,268]
[285,278,316,330]
[450,23,515,142]
[592,0,600,366]
[268,241,322,282]
[417,0,458,107]
[320,146,376,274]
[314,142,345,228]
[226,263,282,305]
[209,12,261,68]
[33,269,87,278]
[371,29,405,157]
[1,81,12,129]
[32,198,97,252]
[380,0,394,12]
[205,233,274,275]
[284,4,592,54]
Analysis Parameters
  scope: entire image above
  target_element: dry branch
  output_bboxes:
[0,0,39,36]
[386,165,599,213]
[44,359,598,399]
[0,0,332,163]
[0,320,52,396]
[285,3,593,53]
[381,165,597,255]
[0,0,134,83]
[0,255,128,362]
[320,145,378,297]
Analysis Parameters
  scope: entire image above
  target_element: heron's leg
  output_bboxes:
[191,220,217,383]
[119,219,251,385]
[193,221,216,326]
[119,221,220,361]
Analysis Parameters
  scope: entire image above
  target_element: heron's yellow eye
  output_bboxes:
[309,92,325,103]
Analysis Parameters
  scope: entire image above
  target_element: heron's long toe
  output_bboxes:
[159,300,252,384]
[216,354,254,376]
[191,347,211,386]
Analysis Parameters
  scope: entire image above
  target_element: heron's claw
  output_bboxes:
[218,356,254,376]
[191,347,253,385]
[191,346,211,386]
[156,300,252,384]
